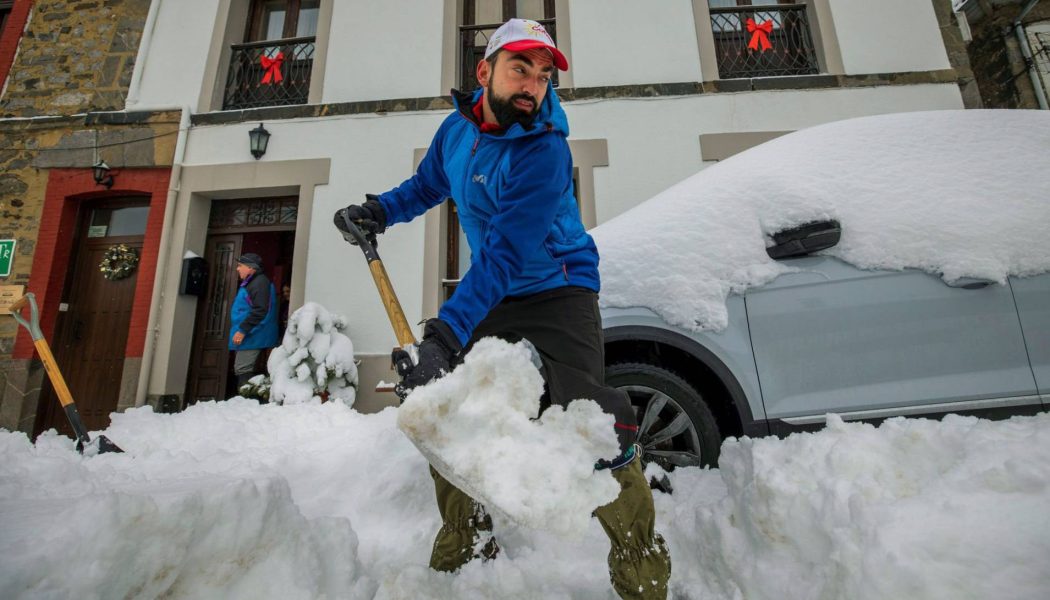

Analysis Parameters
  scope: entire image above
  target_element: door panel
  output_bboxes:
[185,235,241,403]
[746,257,1037,419]
[1010,274,1050,398]
[36,204,144,437]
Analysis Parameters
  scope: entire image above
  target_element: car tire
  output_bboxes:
[606,362,722,469]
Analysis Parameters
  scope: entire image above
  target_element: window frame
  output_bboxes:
[198,0,332,112]
[245,0,320,42]
[0,1,13,35]
[694,0,843,80]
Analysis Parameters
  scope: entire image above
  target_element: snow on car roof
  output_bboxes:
[593,109,1050,332]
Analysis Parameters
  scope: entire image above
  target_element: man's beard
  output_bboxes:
[487,84,540,131]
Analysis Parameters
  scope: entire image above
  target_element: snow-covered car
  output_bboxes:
[593,110,1050,469]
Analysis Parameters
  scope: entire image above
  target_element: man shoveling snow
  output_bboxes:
[334,18,670,599]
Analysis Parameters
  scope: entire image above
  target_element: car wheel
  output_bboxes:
[606,362,721,469]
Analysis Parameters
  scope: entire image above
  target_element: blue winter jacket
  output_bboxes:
[228,273,279,350]
[377,86,600,346]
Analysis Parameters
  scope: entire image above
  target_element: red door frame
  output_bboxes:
[14,168,171,363]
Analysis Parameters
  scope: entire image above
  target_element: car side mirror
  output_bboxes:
[766,219,841,260]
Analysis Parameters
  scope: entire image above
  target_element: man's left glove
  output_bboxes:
[393,318,463,398]
[334,194,387,245]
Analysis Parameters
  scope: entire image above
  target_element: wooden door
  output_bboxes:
[185,234,242,403]
[35,201,146,438]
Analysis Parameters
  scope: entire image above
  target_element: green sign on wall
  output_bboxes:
[0,240,15,278]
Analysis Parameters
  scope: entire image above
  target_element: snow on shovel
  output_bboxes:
[8,293,123,455]
[338,216,620,537]
[398,338,622,538]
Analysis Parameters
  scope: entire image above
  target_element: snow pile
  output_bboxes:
[397,337,621,538]
[666,413,1050,599]
[267,302,358,405]
[2,403,1049,598]
[594,110,1050,331]
[0,401,375,599]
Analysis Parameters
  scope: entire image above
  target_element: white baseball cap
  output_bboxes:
[484,18,568,71]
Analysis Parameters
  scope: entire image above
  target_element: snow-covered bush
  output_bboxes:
[237,374,271,402]
[266,302,358,406]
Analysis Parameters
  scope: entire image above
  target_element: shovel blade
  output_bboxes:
[77,434,125,456]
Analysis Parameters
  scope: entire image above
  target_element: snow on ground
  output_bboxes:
[594,110,1050,332]
[2,400,1048,599]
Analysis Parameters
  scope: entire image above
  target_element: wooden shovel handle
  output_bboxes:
[368,260,417,347]
[33,338,76,408]
[10,295,29,312]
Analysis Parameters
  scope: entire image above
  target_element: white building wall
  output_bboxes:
[131,1,956,111]
[828,0,951,75]
[132,0,221,108]
[567,0,703,87]
[322,0,445,102]
[571,85,963,222]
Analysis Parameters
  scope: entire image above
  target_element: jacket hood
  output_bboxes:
[451,83,569,139]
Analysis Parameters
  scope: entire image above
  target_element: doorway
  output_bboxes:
[184,196,297,404]
[33,198,150,438]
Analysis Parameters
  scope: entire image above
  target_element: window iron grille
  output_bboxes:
[710,4,819,79]
[223,36,315,110]
[458,20,558,92]
[209,197,298,230]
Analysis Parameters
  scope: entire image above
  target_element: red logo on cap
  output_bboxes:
[528,22,552,43]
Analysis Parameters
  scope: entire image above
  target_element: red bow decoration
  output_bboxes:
[746,18,774,52]
[260,51,284,84]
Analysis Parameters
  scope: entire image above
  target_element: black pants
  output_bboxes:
[459,286,638,453]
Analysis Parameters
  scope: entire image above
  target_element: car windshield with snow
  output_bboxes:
[593,110,1050,471]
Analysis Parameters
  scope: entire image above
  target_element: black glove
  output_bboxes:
[393,319,463,399]
[334,194,387,245]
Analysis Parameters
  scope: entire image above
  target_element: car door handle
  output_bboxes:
[945,277,996,289]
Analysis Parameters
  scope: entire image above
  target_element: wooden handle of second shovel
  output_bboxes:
[33,338,77,409]
[368,260,417,347]
[10,295,29,312]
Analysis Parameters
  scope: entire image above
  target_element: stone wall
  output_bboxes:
[0,0,150,117]
[0,0,175,435]
[934,0,983,108]
[965,2,1050,109]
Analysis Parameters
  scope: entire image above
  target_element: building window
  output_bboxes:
[222,0,319,110]
[708,0,819,78]
[0,1,13,34]
[459,0,558,91]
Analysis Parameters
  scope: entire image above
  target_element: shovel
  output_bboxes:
[340,217,571,529]
[339,215,531,524]
[337,214,417,393]
[9,293,124,454]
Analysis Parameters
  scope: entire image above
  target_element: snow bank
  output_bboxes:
[594,110,1050,332]
[0,401,375,599]
[665,413,1050,600]
[3,401,1048,599]
[397,338,621,538]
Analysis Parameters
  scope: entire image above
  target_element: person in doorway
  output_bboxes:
[334,19,670,599]
[229,253,279,397]
[278,283,292,338]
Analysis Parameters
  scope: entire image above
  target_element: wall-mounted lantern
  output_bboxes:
[249,123,271,159]
[93,160,114,188]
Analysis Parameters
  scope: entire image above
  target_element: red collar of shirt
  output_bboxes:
[472,97,502,133]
